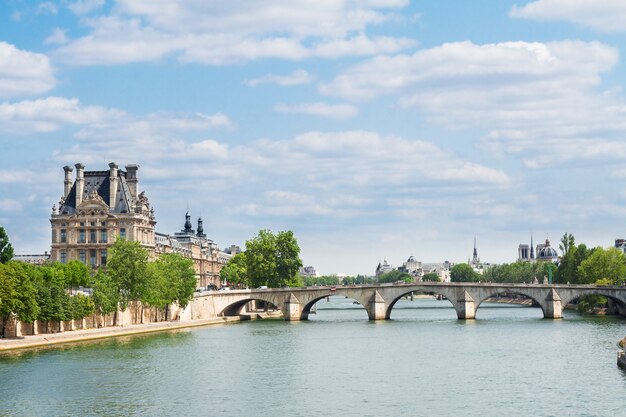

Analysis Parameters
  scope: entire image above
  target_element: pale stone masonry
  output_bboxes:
[51,162,156,268]
[50,162,229,287]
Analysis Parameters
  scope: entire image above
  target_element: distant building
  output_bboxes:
[615,239,626,254]
[299,265,319,278]
[13,252,50,265]
[469,237,486,274]
[397,256,423,280]
[375,259,394,277]
[518,234,558,263]
[50,162,232,287]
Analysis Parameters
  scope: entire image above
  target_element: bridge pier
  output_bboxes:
[544,289,562,319]
[366,290,386,320]
[456,290,476,320]
[283,293,302,321]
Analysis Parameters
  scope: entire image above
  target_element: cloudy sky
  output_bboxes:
[2,0,626,275]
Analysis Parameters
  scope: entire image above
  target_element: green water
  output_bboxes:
[1,297,625,416]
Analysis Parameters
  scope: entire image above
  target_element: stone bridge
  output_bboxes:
[188,282,626,321]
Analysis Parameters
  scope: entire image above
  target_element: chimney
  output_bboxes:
[125,164,139,201]
[63,165,73,198]
[108,162,118,211]
[75,163,85,206]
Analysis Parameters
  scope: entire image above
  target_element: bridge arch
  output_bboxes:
[474,290,545,318]
[385,289,460,320]
[219,296,281,317]
[559,289,626,317]
[301,294,369,320]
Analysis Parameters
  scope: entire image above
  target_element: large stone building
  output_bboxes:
[50,162,229,287]
[518,235,558,263]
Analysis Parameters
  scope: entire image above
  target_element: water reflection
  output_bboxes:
[1,298,625,417]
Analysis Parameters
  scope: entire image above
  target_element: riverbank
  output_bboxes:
[0,315,275,353]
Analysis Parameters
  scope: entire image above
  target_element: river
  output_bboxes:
[1,296,625,416]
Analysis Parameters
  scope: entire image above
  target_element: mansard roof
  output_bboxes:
[59,170,132,215]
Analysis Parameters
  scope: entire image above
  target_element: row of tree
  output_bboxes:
[450,233,626,286]
[220,229,303,288]
[0,238,197,336]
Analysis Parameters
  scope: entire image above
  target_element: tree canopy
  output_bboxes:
[244,229,302,288]
[0,226,14,264]
[450,263,480,282]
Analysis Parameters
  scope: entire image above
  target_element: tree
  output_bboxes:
[148,253,197,309]
[64,260,91,288]
[275,231,303,287]
[0,261,39,337]
[220,252,248,287]
[451,263,480,282]
[555,243,592,284]
[559,232,576,257]
[91,269,119,316]
[577,247,626,285]
[0,226,13,264]
[245,229,302,288]
[378,270,412,283]
[107,239,149,309]
[422,272,441,282]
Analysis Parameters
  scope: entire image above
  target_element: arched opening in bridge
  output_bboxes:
[220,298,280,318]
[387,291,457,320]
[562,293,626,317]
[475,291,543,320]
[305,295,368,321]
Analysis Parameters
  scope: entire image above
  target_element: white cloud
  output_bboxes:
[274,102,358,119]
[0,199,22,212]
[68,0,105,15]
[245,70,315,87]
[54,0,416,65]
[45,28,69,45]
[0,97,123,133]
[510,0,626,32]
[0,42,56,98]
[322,40,626,167]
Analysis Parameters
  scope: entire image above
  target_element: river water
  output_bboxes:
[1,296,625,417]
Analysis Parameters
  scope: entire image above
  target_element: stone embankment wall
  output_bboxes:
[1,302,187,338]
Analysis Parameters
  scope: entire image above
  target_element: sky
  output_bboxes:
[2,1,626,276]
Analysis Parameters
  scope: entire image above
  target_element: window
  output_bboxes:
[90,249,97,267]
[100,229,107,243]
[101,249,107,266]
[79,229,85,243]
[101,222,106,226]
[79,250,86,264]
[80,222,84,227]
[120,228,126,239]
[60,250,67,264]
[60,229,66,243]
[90,229,97,243]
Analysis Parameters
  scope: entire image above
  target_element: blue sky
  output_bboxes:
[2,0,626,275]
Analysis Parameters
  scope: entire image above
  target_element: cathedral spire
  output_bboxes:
[530,233,535,260]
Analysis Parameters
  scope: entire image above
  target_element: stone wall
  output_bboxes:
[1,302,186,339]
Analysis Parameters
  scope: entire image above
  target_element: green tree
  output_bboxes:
[91,269,119,316]
[275,231,303,287]
[378,270,412,283]
[0,226,13,264]
[0,261,40,337]
[69,293,95,320]
[245,230,302,288]
[150,253,197,309]
[555,243,593,284]
[577,247,626,285]
[220,252,248,287]
[35,263,72,329]
[64,260,91,288]
[107,239,149,309]
[559,232,576,257]
[450,263,480,282]
[422,272,441,282]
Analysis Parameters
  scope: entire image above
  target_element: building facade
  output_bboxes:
[50,162,230,287]
[50,163,156,268]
